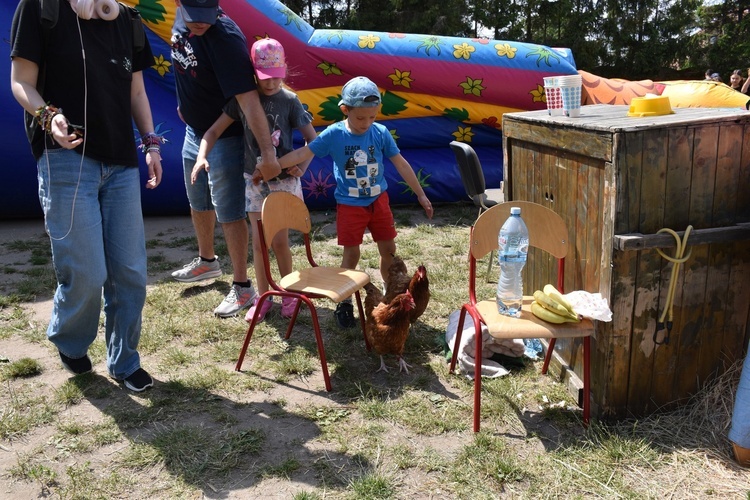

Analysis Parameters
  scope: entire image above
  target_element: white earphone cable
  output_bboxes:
[47,14,87,241]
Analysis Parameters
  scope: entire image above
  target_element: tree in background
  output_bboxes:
[692,0,750,81]
[285,0,750,82]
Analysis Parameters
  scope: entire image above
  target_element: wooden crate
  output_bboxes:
[502,104,750,419]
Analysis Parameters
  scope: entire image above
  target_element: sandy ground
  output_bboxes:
[1,215,198,323]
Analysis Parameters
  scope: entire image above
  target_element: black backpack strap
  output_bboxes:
[120,3,146,53]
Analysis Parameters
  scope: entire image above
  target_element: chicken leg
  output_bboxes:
[377,355,389,373]
[397,356,412,374]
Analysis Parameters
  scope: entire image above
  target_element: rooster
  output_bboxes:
[363,283,416,373]
[384,257,430,326]
[406,265,430,324]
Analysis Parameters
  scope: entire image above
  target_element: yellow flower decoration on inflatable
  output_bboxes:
[358,34,381,49]
[317,61,343,76]
[459,77,485,97]
[151,54,171,77]
[495,43,517,59]
[389,69,414,88]
[452,126,475,142]
[390,129,400,141]
[529,84,546,103]
[453,42,475,60]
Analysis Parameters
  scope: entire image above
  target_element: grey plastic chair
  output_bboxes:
[450,141,504,280]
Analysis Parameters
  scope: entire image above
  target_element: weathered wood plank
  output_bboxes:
[613,224,750,251]
[621,132,644,234]
[689,125,720,228]
[505,105,750,132]
[696,243,731,388]
[627,128,668,414]
[648,126,695,407]
[672,245,708,401]
[672,125,719,400]
[502,120,613,161]
[739,122,750,222]
[721,241,750,361]
[599,249,637,418]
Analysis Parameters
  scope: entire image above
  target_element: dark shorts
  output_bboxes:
[336,192,397,246]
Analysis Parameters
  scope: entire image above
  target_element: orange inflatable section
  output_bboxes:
[579,70,662,105]
[579,70,750,109]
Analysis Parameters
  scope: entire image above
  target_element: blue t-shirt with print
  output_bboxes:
[308,121,400,206]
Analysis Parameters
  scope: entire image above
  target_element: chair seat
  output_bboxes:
[279,267,370,302]
[475,296,594,340]
[482,188,504,206]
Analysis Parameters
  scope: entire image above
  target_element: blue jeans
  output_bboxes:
[37,149,146,379]
[730,352,750,448]
[181,126,245,223]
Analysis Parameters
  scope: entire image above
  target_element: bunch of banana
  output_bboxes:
[531,285,580,324]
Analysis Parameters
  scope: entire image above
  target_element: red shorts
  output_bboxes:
[336,192,397,246]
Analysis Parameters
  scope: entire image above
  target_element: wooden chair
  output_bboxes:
[450,140,504,281]
[449,200,595,431]
[235,191,371,391]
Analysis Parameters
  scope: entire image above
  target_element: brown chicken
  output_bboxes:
[384,254,410,303]
[363,283,416,373]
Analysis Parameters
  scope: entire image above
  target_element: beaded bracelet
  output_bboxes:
[34,104,61,135]
[138,132,167,155]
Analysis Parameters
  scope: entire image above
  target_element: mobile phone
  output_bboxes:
[68,123,85,139]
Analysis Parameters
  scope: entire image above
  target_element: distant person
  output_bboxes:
[170,0,282,318]
[710,72,723,83]
[10,0,163,391]
[705,68,714,80]
[192,38,317,322]
[276,76,434,328]
[730,354,750,467]
[729,69,750,95]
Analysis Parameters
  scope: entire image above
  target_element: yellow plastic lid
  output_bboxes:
[627,95,674,117]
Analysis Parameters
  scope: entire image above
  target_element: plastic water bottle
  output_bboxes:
[497,207,529,317]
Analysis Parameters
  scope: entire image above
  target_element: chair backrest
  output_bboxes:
[471,201,568,261]
[450,141,487,200]
[261,191,312,244]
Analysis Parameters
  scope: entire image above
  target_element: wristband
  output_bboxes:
[34,104,61,135]
[138,132,167,154]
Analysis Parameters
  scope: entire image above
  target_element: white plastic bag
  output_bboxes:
[564,290,612,322]
[445,310,525,379]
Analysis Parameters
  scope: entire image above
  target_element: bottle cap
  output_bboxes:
[510,207,521,215]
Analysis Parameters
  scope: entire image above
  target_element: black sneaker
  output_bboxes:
[334,301,356,328]
[122,368,154,392]
[59,351,92,375]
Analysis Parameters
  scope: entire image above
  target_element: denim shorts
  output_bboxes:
[182,127,245,223]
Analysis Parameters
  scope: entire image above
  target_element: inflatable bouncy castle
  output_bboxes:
[2,1,747,219]
[0,0,578,218]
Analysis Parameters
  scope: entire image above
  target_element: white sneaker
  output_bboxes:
[171,256,222,283]
[214,283,257,318]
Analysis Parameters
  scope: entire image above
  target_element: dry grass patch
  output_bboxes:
[0,204,748,498]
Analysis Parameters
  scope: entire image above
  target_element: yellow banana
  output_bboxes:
[533,290,579,321]
[543,284,576,314]
[531,301,569,324]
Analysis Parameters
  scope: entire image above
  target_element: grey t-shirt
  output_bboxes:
[223,87,313,179]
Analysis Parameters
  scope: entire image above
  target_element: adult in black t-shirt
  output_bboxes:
[10,0,163,392]
[170,0,281,318]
